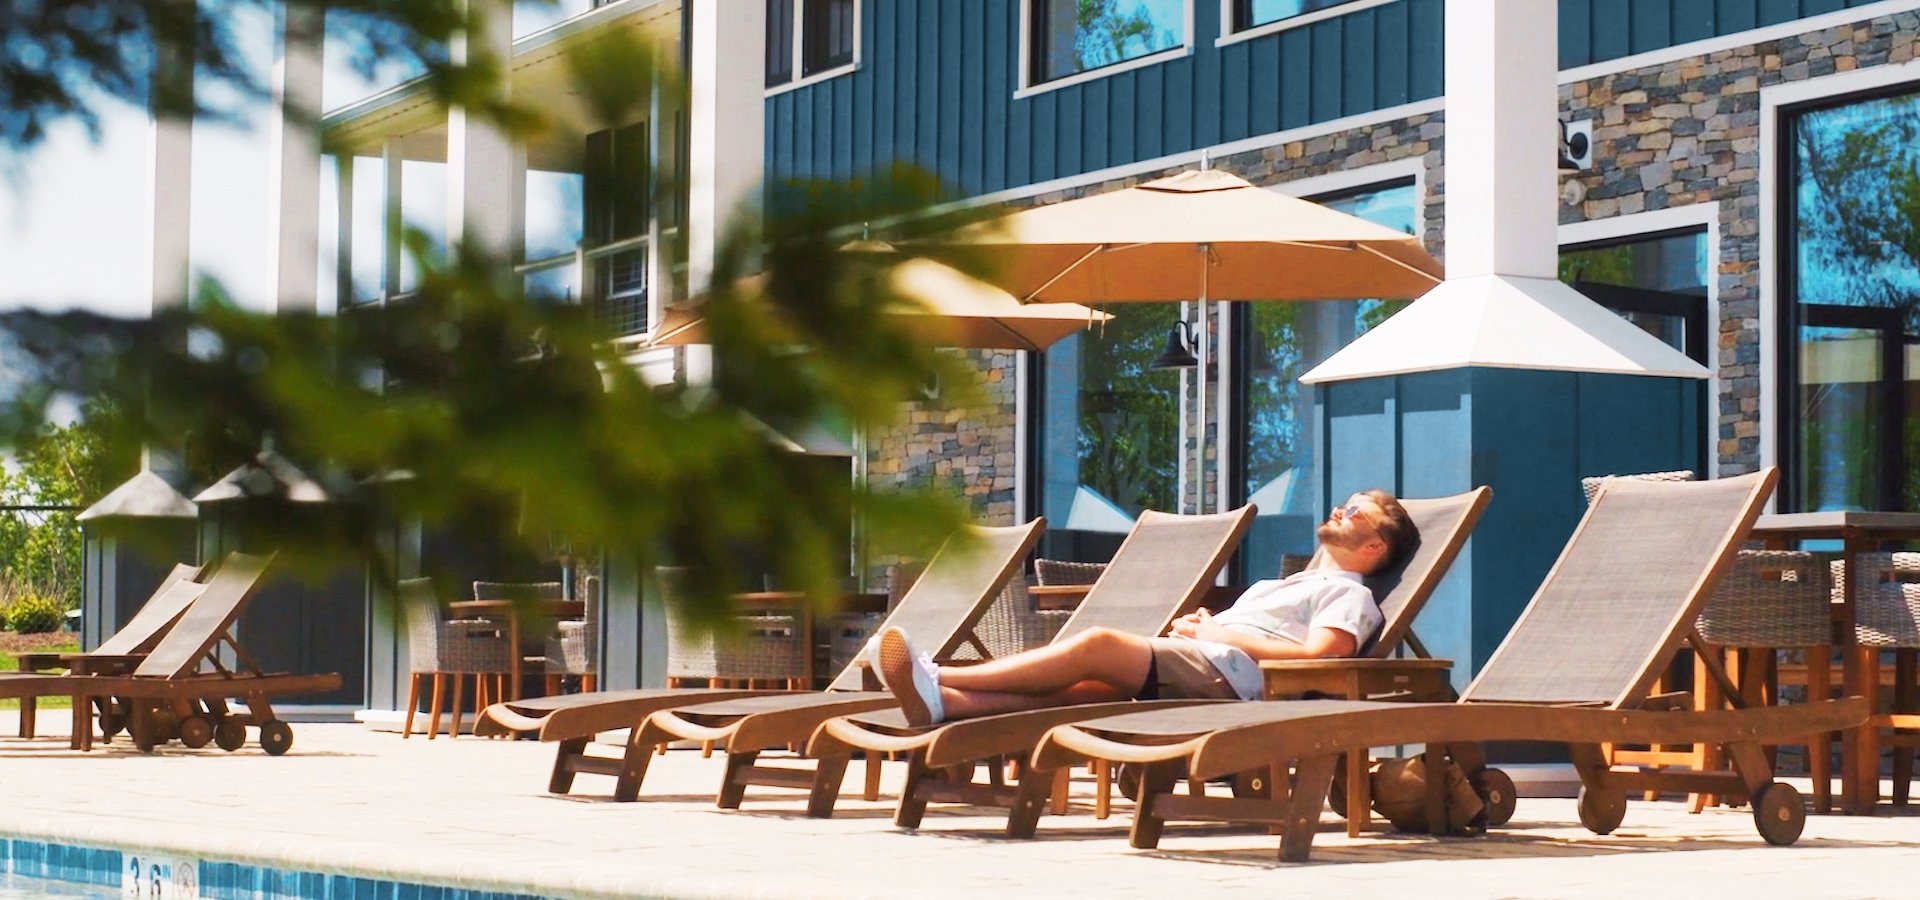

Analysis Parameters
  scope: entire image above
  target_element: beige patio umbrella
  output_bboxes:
[951,168,1443,304]
[649,257,1110,352]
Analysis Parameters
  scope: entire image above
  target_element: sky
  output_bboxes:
[0,0,587,318]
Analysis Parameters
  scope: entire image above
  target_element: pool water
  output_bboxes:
[0,873,118,900]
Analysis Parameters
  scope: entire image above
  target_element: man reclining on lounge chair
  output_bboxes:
[876,490,1420,726]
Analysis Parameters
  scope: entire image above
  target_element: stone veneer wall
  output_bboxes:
[863,349,1019,525]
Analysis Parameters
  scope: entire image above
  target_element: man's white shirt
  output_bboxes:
[1176,568,1381,700]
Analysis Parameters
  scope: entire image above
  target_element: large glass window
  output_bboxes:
[1560,230,1709,362]
[1029,0,1185,85]
[767,0,857,88]
[1036,303,1183,562]
[1783,88,1920,512]
[583,122,650,334]
[1234,180,1416,579]
[1232,0,1362,32]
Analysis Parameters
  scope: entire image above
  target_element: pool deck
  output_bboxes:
[1,713,1918,900]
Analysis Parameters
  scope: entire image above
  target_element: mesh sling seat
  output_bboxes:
[1031,470,1868,860]
[472,520,1045,799]
[70,551,342,755]
[652,508,1254,815]
[1,562,208,745]
[809,490,1487,832]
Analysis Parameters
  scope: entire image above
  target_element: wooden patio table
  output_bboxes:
[1750,510,1920,814]
[716,591,889,689]
[448,599,584,701]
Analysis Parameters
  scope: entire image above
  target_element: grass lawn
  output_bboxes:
[0,630,80,708]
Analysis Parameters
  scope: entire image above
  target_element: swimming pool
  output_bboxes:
[0,872,117,900]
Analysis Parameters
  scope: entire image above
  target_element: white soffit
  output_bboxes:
[1299,275,1711,384]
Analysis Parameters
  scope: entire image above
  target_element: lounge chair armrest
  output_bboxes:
[1259,657,1455,701]
[12,652,64,672]
[1638,690,1694,711]
[63,654,146,676]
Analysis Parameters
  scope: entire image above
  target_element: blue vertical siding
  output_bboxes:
[766,0,1446,195]
[1560,0,1890,67]
[767,0,1898,196]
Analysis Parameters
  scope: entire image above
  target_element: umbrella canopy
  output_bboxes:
[950,169,1443,303]
[649,257,1110,352]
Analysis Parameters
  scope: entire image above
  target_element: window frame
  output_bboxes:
[764,0,861,97]
[1214,0,1396,48]
[1016,0,1194,100]
[1774,80,1920,513]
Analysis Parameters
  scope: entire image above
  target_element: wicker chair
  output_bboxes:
[658,568,810,689]
[1034,558,1105,586]
[544,575,599,694]
[950,579,1071,661]
[1834,552,1920,804]
[401,578,513,739]
[472,580,565,694]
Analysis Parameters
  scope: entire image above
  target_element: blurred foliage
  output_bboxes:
[0,20,996,628]
[4,592,65,633]
[0,405,125,614]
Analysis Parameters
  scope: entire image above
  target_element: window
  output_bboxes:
[1034,302,1185,562]
[1231,0,1362,32]
[1231,179,1415,579]
[1781,87,1920,513]
[1029,0,1185,86]
[1560,230,1709,363]
[583,122,651,334]
[766,0,857,89]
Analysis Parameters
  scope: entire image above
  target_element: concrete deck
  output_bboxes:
[1,714,1917,900]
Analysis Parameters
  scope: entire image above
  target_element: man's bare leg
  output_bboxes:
[939,627,1154,697]
[943,681,1129,720]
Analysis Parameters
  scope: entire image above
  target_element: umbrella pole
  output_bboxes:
[1196,243,1210,516]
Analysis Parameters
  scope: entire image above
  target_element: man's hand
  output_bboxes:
[1168,608,1359,660]
[1168,608,1230,642]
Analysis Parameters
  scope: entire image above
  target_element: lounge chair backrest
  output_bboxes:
[1364,488,1493,657]
[91,563,206,656]
[1051,506,1257,643]
[1460,470,1775,709]
[825,519,1044,691]
[132,551,277,679]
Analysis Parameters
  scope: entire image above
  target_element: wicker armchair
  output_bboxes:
[544,575,599,692]
[1034,558,1105,586]
[658,568,810,688]
[401,578,512,739]
[951,579,1071,660]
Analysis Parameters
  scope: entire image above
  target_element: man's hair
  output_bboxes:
[1358,488,1420,575]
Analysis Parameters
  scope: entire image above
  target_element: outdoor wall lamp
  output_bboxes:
[1149,322,1200,370]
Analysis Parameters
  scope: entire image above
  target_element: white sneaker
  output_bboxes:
[876,626,944,726]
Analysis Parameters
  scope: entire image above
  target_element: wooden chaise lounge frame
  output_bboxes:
[2,563,208,745]
[635,508,1255,813]
[807,488,1489,833]
[73,551,343,755]
[475,520,1045,798]
[1032,469,1869,859]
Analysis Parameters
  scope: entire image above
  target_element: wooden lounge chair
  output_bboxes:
[1032,469,1869,859]
[808,489,1487,832]
[71,551,343,755]
[473,520,1046,797]
[3,563,208,744]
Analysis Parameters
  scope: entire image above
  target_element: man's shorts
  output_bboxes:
[1140,637,1240,700]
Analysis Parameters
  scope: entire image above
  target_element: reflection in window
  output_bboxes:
[1232,0,1360,31]
[1030,0,1185,85]
[1785,89,1920,512]
[584,122,650,334]
[768,0,857,87]
[1238,180,1415,578]
[1038,303,1182,562]
[1559,230,1708,359]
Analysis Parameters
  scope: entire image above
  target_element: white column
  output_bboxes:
[1443,0,1559,280]
[265,1,325,312]
[147,0,195,312]
[686,0,766,292]
[446,0,517,263]
[382,139,404,300]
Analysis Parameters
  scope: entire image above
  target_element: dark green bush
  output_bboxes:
[5,593,65,634]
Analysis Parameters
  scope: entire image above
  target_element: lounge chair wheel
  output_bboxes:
[1328,769,1348,818]
[1576,785,1626,835]
[1470,767,1517,827]
[214,720,247,752]
[1231,767,1271,799]
[98,711,126,739]
[258,721,294,756]
[1117,764,1141,802]
[178,715,214,749]
[1751,782,1806,846]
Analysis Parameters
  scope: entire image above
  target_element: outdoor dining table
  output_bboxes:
[1750,510,1920,814]
[725,590,889,688]
[447,598,585,702]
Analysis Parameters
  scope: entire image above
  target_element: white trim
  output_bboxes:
[763,0,863,98]
[1758,57,1920,505]
[1214,0,1398,49]
[1014,350,1031,523]
[1557,203,1722,479]
[966,96,1443,210]
[1265,156,1423,201]
[1015,0,1194,99]
[1558,0,1920,85]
